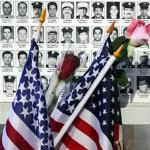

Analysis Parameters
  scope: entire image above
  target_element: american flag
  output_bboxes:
[50,38,123,150]
[0,40,54,150]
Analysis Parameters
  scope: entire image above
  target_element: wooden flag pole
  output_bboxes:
[53,21,124,148]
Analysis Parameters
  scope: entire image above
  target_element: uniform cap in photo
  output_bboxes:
[48,51,59,58]
[62,2,73,9]
[77,27,88,34]
[48,27,57,34]
[4,76,15,82]
[122,2,135,8]
[62,27,73,33]
[32,2,43,8]
[139,2,149,9]
[77,2,88,9]
[92,2,104,9]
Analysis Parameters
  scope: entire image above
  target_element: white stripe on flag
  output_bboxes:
[59,142,70,150]
[2,125,19,150]
[8,109,40,150]
[68,125,97,150]
[79,109,113,150]
[51,107,69,124]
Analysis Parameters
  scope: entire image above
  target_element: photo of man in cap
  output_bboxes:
[61,2,74,19]
[93,27,103,44]
[1,26,14,43]
[47,27,59,43]
[122,2,135,19]
[137,2,150,19]
[61,27,74,43]
[77,27,89,44]
[46,51,59,68]
[107,2,120,19]
[137,52,150,68]
[47,2,58,19]
[31,2,43,20]
[3,75,16,97]
[76,2,89,19]
[2,51,13,68]
[16,1,28,19]
[92,2,104,19]
[1,1,14,18]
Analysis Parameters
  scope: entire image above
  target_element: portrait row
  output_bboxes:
[1,74,150,98]
[0,1,150,20]
[0,26,129,44]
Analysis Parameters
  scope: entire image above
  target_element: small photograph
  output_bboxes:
[47,1,59,19]
[122,2,135,19]
[77,51,89,68]
[31,26,44,43]
[46,51,59,68]
[61,27,74,43]
[121,55,135,68]
[46,26,59,44]
[1,1,14,18]
[16,26,29,43]
[1,26,14,43]
[37,51,44,68]
[16,1,29,19]
[91,2,105,19]
[1,50,14,68]
[106,2,120,19]
[3,75,16,97]
[110,26,119,42]
[137,76,150,94]
[92,26,103,44]
[76,2,89,19]
[41,75,49,94]
[17,50,27,69]
[31,1,43,20]
[120,76,134,94]
[61,2,74,19]
[76,26,89,44]
[137,2,150,19]
[137,51,150,68]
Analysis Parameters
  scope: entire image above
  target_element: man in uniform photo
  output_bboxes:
[77,27,89,44]
[47,27,58,43]
[92,2,104,19]
[122,2,135,19]
[31,2,43,20]
[76,2,89,19]
[137,2,150,19]
[61,27,74,43]
[3,75,16,97]
[47,2,58,19]
[62,2,74,19]
[1,1,13,18]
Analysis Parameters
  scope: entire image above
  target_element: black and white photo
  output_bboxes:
[92,2,104,19]
[47,2,59,19]
[16,26,28,43]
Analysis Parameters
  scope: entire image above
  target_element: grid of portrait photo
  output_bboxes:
[0,0,150,102]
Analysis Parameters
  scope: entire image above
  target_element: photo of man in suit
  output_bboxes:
[92,2,104,19]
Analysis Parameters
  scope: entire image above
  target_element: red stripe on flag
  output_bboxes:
[50,117,64,132]
[0,135,5,150]
[62,132,87,150]
[6,120,34,150]
[113,123,119,142]
[73,116,102,150]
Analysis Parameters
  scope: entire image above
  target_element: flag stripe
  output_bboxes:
[58,142,70,150]
[79,109,113,150]
[0,135,5,150]
[1,125,19,150]
[62,133,87,150]
[73,116,102,150]
[50,117,63,132]
[6,120,34,150]
[8,109,40,149]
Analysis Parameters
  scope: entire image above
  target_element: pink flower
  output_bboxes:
[125,19,150,47]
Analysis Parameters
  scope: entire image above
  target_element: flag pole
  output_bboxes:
[54,22,124,148]
[34,8,46,43]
